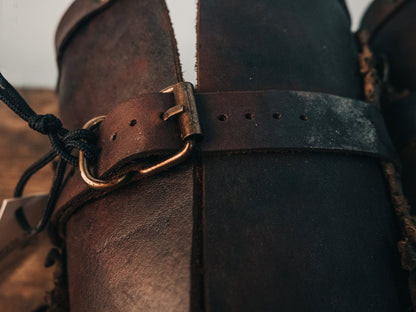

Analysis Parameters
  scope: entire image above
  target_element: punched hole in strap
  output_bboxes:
[80,82,202,190]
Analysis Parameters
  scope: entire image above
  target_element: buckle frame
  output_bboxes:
[79,82,201,190]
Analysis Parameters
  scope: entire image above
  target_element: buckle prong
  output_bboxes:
[161,82,202,141]
[162,104,184,121]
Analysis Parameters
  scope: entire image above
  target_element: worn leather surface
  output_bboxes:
[361,0,416,216]
[197,0,409,310]
[92,91,398,171]
[57,0,182,130]
[53,90,399,237]
[66,163,194,311]
[55,0,410,311]
[55,0,116,66]
[57,0,193,311]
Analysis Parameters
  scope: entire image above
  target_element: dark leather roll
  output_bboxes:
[197,0,408,310]
[57,1,194,311]
[53,0,409,310]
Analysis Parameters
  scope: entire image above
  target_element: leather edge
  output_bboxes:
[359,0,409,41]
[55,0,117,68]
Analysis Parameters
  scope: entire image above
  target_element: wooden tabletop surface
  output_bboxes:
[0,89,58,201]
[0,89,58,311]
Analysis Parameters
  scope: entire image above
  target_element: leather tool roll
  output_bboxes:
[52,0,410,310]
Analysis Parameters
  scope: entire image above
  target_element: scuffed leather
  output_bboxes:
[52,90,399,240]
[54,0,410,310]
[57,0,192,310]
[55,0,117,65]
[197,0,408,310]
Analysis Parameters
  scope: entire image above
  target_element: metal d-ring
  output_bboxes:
[79,82,201,190]
[79,116,127,190]
[79,114,196,190]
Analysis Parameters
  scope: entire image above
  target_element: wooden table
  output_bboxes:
[0,89,58,311]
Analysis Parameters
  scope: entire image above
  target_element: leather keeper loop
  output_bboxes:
[52,89,399,239]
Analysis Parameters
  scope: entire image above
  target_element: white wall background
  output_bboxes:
[0,0,372,88]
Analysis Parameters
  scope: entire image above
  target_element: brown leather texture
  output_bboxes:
[55,0,116,66]
[57,0,182,130]
[93,91,398,172]
[52,90,399,237]
[197,1,362,99]
[66,164,194,311]
[54,0,410,311]
[56,0,193,310]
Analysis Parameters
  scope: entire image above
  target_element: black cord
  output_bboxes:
[0,73,98,166]
[14,150,57,198]
[0,72,99,235]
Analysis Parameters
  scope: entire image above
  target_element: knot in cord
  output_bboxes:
[0,72,99,166]
[26,115,98,167]
[0,72,101,235]
[28,114,63,135]
[58,129,99,166]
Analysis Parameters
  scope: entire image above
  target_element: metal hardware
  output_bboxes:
[140,81,201,174]
[162,105,184,120]
[79,82,202,190]
[161,82,202,140]
[139,140,195,175]
[79,116,127,189]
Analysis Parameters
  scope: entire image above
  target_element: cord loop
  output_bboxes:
[28,114,63,135]
[0,72,100,235]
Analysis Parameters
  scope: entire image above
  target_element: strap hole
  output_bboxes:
[245,113,255,120]
[300,115,308,121]
[217,114,228,121]
[111,133,117,141]
[129,119,137,126]
[273,113,282,120]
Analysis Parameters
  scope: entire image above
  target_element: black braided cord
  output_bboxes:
[0,73,99,235]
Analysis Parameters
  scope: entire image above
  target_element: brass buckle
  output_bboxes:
[79,82,202,190]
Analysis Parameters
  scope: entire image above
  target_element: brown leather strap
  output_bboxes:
[96,90,397,177]
[359,0,408,39]
[52,89,397,238]
[55,0,116,64]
